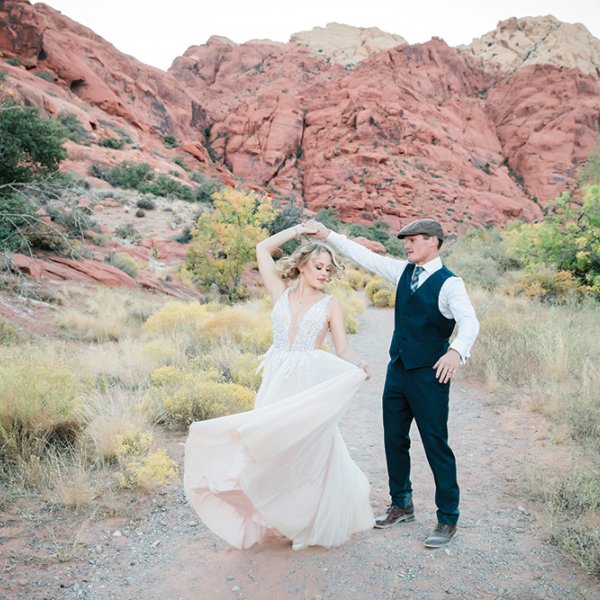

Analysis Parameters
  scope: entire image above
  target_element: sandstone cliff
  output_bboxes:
[1,1,599,234]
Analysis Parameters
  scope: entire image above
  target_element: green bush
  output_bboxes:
[98,136,126,149]
[347,219,405,256]
[6,57,20,66]
[35,72,54,82]
[502,191,600,299]
[0,71,6,81]
[136,198,156,210]
[91,161,198,200]
[163,135,177,148]
[57,112,89,144]
[0,100,67,187]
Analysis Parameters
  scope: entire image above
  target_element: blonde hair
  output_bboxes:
[278,241,344,281]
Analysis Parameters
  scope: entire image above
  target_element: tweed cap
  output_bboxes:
[396,218,444,241]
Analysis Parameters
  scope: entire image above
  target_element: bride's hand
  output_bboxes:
[358,362,371,380]
[301,220,329,240]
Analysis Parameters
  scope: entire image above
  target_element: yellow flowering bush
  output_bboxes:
[327,279,365,334]
[141,366,254,428]
[372,288,395,308]
[343,268,370,291]
[143,301,212,337]
[118,448,178,490]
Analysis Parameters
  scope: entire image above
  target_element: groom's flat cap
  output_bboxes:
[397,219,444,241]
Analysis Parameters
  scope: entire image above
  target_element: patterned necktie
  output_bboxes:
[410,265,424,294]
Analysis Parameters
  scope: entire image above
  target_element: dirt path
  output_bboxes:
[3,305,600,599]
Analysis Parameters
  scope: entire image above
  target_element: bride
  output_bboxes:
[184,223,374,550]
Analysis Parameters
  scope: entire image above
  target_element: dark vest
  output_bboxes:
[389,263,456,369]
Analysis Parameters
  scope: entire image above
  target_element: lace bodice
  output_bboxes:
[270,288,331,352]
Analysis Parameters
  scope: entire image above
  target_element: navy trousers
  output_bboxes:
[381,358,459,525]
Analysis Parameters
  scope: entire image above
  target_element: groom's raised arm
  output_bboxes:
[306,221,406,285]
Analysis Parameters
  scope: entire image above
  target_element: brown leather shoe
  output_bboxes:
[424,523,457,548]
[374,504,415,529]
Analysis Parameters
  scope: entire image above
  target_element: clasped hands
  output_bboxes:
[297,220,460,382]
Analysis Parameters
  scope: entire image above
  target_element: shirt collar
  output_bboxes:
[419,256,442,273]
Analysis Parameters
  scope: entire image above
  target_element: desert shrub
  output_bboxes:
[190,172,222,203]
[136,197,156,210]
[266,200,305,253]
[106,252,139,278]
[201,304,272,353]
[326,279,365,334]
[0,100,67,187]
[141,366,254,428]
[346,219,405,256]
[98,136,126,149]
[0,349,81,462]
[57,285,162,343]
[506,268,582,303]
[6,57,21,66]
[372,288,395,308]
[365,275,395,304]
[115,223,139,240]
[186,188,276,301]
[343,267,370,291]
[163,135,177,148]
[0,317,21,344]
[92,161,153,188]
[35,71,54,82]
[547,467,600,577]
[118,448,178,490]
[501,191,600,299]
[143,301,214,338]
[579,134,600,186]
[228,353,262,390]
[0,71,6,80]
[313,208,341,232]
[56,112,89,144]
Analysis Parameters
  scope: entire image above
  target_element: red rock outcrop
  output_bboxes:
[1,1,599,238]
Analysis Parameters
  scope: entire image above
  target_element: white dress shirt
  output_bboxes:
[326,231,480,361]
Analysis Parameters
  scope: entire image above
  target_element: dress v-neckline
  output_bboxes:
[284,288,328,349]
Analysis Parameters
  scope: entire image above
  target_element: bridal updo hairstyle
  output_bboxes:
[278,241,344,282]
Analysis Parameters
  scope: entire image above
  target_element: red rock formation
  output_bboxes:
[1,1,599,239]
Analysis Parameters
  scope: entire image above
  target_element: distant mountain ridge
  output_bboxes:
[1,0,599,233]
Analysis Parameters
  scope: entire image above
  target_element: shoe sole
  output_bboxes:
[424,535,456,549]
[373,514,416,529]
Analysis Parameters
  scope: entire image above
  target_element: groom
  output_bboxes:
[306,218,479,548]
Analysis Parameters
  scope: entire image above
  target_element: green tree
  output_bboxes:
[186,188,276,301]
[0,101,67,188]
[502,190,600,298]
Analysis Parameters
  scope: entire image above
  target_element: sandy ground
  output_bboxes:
[2,304,600,599]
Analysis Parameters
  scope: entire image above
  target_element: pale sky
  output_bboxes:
[40,0,600,71]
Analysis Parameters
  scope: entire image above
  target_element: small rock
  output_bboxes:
[232,586,241,593]
[226,576,235,581]
[515,527,526,533]
[151,540,160,548]
[94,545,102,554]
[188,521,198,527]
[112,531,122,537]
[517,506,530,516]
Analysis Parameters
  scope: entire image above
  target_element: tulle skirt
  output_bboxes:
[184,349,374,550]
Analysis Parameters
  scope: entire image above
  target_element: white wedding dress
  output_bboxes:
[184,288,374,550]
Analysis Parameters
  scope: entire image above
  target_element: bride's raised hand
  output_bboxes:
[302,220,329,240]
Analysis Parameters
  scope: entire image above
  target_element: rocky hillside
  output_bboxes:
[1,0,599,234]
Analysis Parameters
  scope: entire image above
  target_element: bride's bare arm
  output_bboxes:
[328,297,371,378]
[256,225,300,299]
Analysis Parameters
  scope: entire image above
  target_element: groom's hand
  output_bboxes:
[302,220,329,241]
[433,349,461,383]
